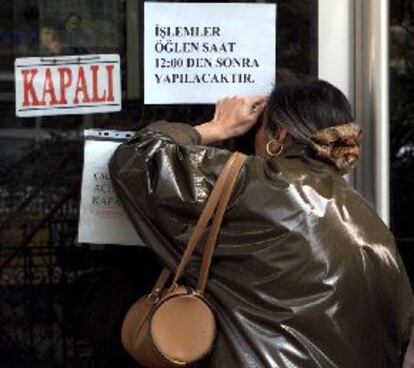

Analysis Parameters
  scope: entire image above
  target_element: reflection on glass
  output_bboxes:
[38,0,124,54]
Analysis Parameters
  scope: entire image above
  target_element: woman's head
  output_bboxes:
[254,80,362,174]
[266,79,354,142]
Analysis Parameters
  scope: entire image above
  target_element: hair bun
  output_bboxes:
[309,123,363,175]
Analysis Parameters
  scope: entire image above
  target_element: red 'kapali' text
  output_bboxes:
[20,65,115,107]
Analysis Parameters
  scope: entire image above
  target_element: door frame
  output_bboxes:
[318,0,390,224]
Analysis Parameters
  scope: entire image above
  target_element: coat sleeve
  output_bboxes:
[108,121,244,271]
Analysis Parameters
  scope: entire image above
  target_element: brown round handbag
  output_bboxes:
[120,152,247,367]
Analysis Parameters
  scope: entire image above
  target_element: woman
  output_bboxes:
[109,80,413,367]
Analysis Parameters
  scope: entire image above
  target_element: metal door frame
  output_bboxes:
[318,0,390,224]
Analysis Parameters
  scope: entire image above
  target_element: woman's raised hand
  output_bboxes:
[195,96,267,144]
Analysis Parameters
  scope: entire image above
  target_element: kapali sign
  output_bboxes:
[15,54,121,117]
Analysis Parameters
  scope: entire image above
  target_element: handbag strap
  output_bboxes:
[172,152,245,286]
[150,268,171,296]
[196,153,246,293]
[149,152,246,295]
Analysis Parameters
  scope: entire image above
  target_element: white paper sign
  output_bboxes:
[144,2,276,104]
[15,54,121,117]
[78,130,144,246]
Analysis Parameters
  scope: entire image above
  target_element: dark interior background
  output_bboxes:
[390,0,414,287]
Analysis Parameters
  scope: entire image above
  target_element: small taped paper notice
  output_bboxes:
[78,129,143,246]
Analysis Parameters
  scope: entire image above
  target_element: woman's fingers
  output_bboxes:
[216,96,266,114]
[249,95,268,104]
[210,95,268,139]
[249,101,267,116]
[244,97,267,125]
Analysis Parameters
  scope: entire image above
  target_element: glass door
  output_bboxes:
[0,1,354,366]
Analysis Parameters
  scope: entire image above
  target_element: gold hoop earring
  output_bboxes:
[266,140,284,157]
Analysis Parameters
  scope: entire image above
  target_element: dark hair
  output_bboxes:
[41,21,61,31]
[65,12,82,23]
[266,80,354,143]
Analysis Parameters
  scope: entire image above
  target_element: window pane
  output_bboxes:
[0,1,318,365]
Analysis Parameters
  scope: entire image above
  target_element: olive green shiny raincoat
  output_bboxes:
[109,122,413,368]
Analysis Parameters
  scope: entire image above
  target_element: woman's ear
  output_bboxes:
[275,127,289,144]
